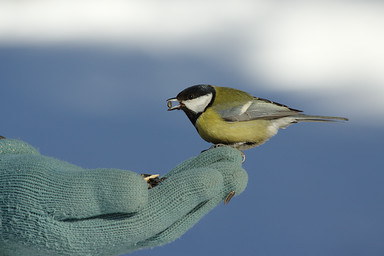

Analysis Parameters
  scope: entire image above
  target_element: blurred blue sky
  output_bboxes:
[1,1,383,256]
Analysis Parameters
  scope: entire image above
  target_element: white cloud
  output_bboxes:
[248,2,384,89]
[240,2,384,121]
[0,0,264,45]
[1,0,383,123]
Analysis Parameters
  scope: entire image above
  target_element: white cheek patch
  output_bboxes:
[183,93,213,113]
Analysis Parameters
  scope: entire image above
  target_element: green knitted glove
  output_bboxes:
[0,138,248,256]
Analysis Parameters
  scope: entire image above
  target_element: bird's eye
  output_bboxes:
[188,94,193,99]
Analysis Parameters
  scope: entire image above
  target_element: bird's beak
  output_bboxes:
[167,98,182,111]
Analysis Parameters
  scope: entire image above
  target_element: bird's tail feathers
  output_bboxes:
[293,115,348,123]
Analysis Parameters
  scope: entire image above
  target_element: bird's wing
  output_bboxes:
[214,97,302,122]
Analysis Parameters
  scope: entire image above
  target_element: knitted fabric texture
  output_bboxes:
[0,139,248,256]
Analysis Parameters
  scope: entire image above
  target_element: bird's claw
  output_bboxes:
[240,151,246,163]
[224,190,236,205]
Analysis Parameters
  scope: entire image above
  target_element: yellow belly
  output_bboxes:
[195,108,274,146]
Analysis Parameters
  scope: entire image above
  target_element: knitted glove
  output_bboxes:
[0,138,248,256]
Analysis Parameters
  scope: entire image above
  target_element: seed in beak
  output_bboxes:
[167,98,181,111]
[167,100,173,109]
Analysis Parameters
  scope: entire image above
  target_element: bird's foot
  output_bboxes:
[201,144,246,163]
[200,144,227,154]
[209,143,228,149]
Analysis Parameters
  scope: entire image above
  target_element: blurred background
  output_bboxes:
[1,1,383,255]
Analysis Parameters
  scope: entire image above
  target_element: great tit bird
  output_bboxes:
[167,84,348,151]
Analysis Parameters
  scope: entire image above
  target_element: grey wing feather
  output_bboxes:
[217,97,302,122]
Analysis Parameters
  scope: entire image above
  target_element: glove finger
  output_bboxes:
[134,195,222,249]
[167,146,243,177]
[143,167,224,230]
[50,168,149,220]
[214,162,248,200]
[134,164,248,249]
[167,146,247,202]
[0,138,40,155]
[2,154,149,220]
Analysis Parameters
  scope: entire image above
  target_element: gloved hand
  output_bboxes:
[0,138,248,256]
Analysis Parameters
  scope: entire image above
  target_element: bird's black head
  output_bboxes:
[176,84,215,102]
[167,84,216,124]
